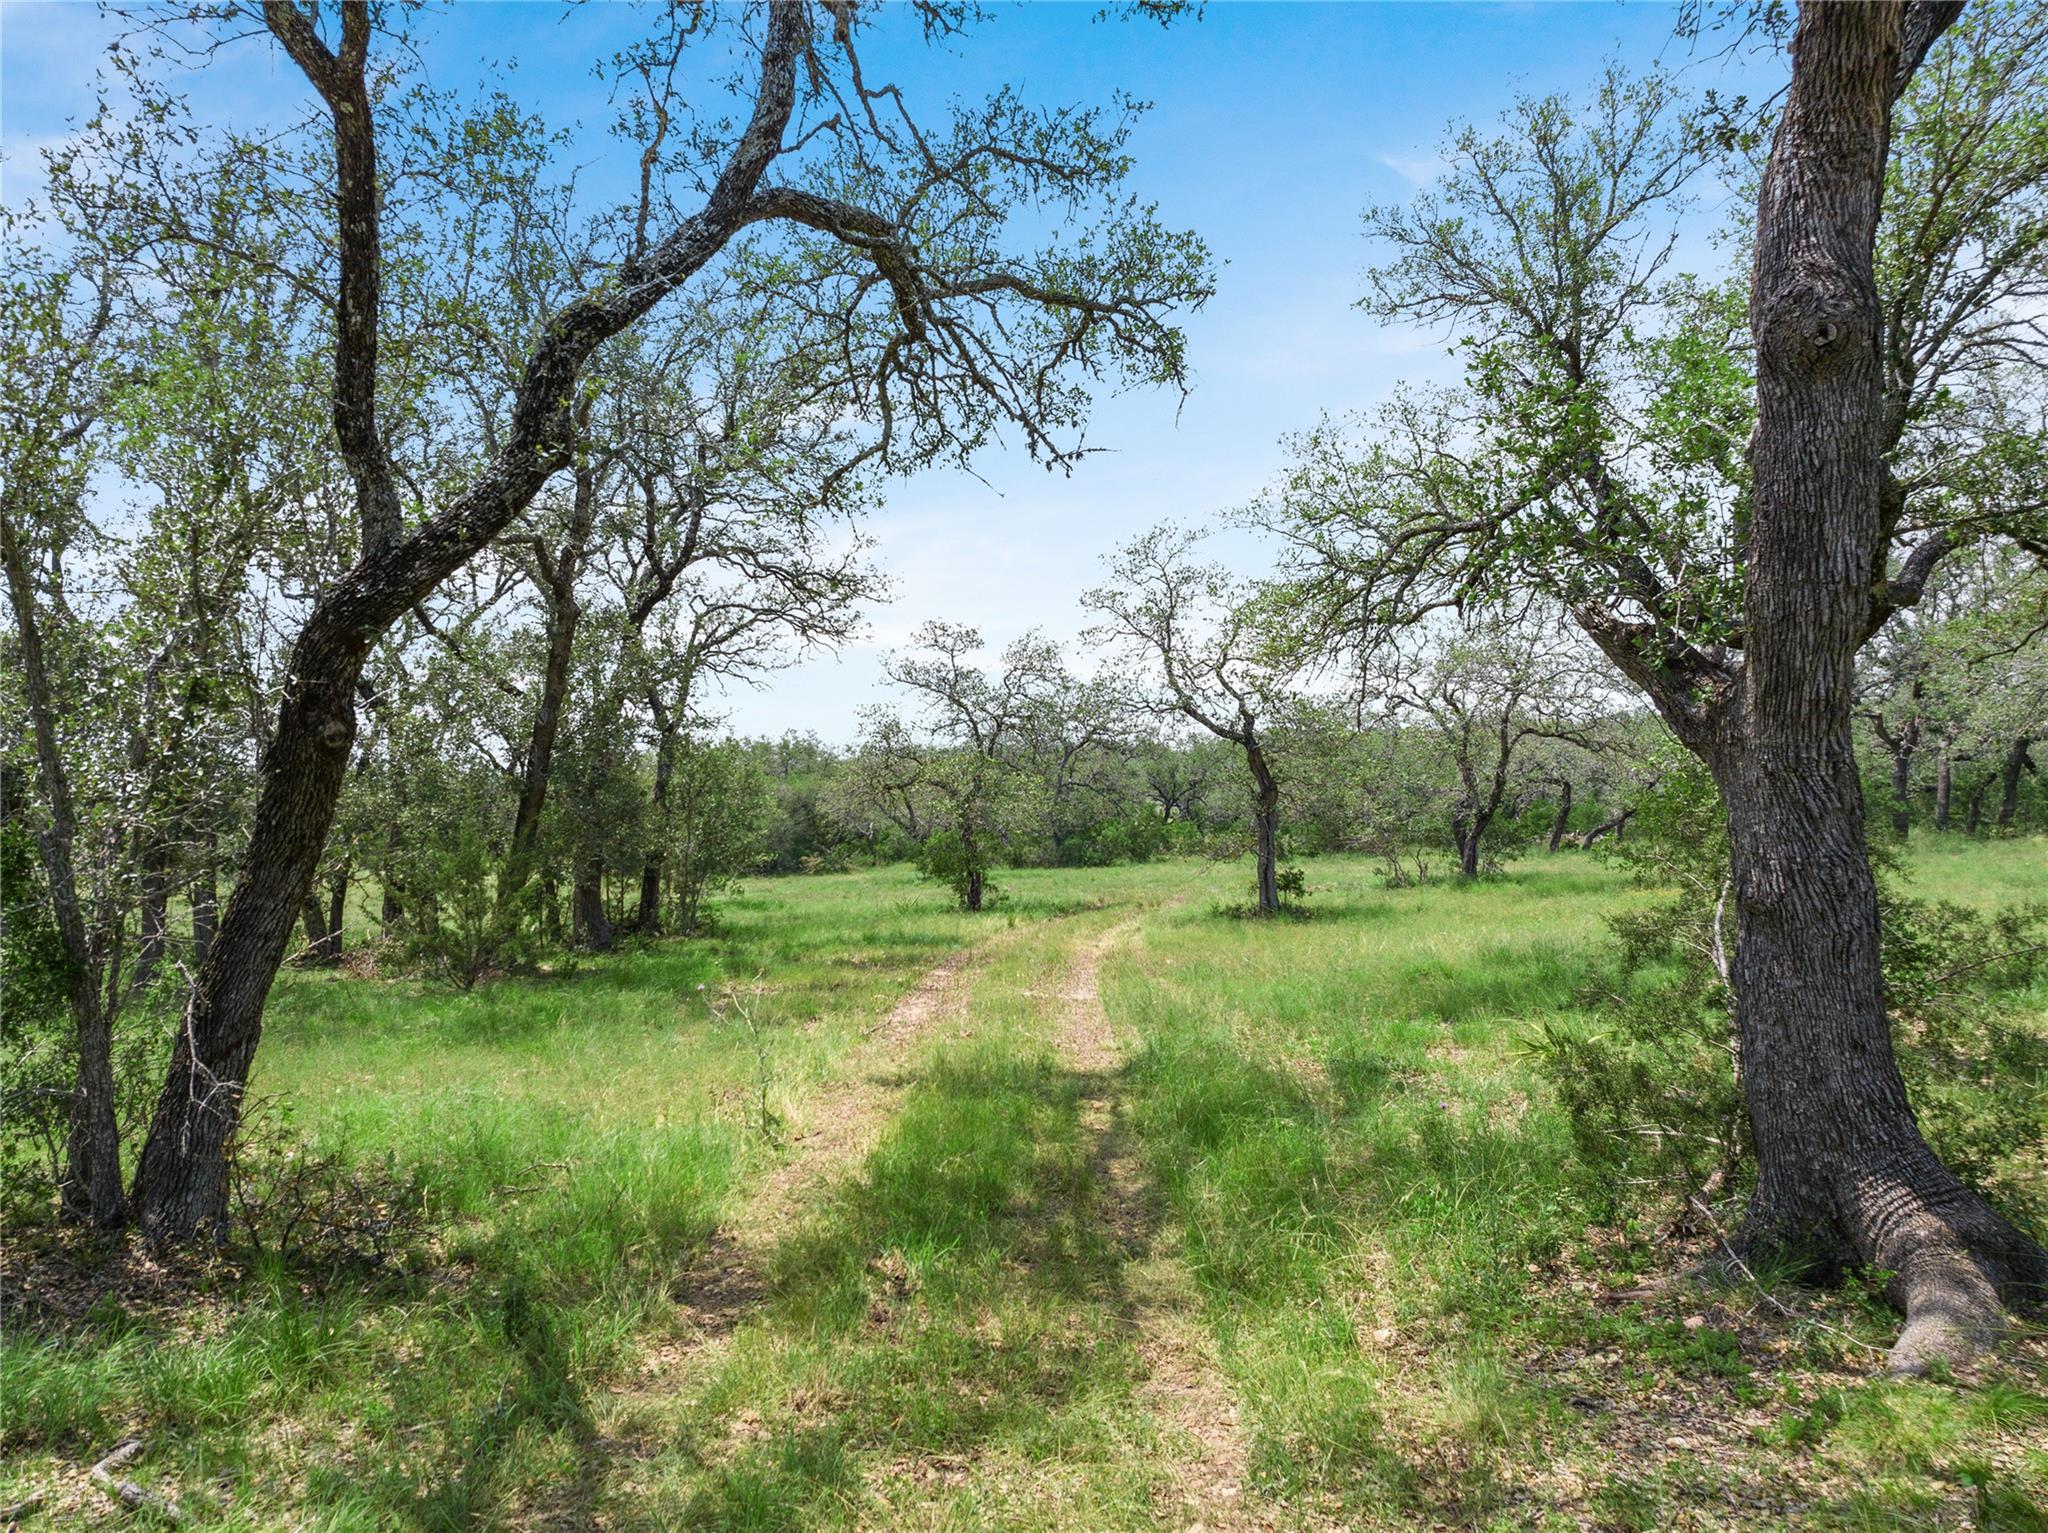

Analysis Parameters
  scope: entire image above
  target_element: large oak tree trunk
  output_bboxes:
[1735,0,2043,1373]
[1933,751,1953,830]
[131,621,373,1238]
[127,0,807,1243]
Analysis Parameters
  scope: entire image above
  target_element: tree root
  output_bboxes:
[1886,1249,2010,1378]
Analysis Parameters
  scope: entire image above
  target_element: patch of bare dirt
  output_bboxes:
[1054,921,1261,1533]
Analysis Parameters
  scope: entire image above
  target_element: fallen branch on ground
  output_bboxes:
[89,1440,183,1522]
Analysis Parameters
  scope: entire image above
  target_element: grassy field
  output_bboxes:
[3,843,2045,1529]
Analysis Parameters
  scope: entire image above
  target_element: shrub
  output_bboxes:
[1531,762,2048,1229]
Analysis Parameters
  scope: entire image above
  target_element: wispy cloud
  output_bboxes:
[1378,151,1448,189]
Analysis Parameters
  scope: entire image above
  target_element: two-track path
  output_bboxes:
[630,906,1259,1530]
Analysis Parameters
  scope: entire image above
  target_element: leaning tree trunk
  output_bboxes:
[1546,780,1573,852]
[1736,0,2044,1373]
[129,611,378,1240]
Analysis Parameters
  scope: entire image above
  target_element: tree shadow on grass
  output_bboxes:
[383,1275,608,1533]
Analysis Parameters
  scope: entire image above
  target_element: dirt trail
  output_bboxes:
[728,947,977,1246]
[1055,921,1257,1532]
[660,945,981,1350]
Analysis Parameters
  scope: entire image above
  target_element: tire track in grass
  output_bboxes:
[1055,919,1259,1532]
[666,944,982,1346]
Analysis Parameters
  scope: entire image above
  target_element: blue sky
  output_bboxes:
[0,1,1775,744]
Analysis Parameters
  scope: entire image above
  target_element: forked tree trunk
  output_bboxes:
[1735,0,2043,1373]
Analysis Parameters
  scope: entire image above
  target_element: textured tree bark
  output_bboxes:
[1,510,126,1227]
[1933,751,1953,831]
[1736,0,2041,1374]
[129,1,810,1242]
[964,866,985,913]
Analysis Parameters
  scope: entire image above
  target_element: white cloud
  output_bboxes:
[1378,151,1449,188]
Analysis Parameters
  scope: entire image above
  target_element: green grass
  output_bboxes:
[3,844,2043,1528]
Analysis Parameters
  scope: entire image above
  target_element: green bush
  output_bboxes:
[1531,761,2048,1229]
